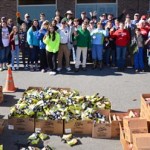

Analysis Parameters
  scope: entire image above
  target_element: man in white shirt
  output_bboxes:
[57,20,71,72]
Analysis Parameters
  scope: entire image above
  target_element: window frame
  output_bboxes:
[18,0,56,5]
[77,0,116,4]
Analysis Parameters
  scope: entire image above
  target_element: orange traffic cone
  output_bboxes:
[3,67,17,92]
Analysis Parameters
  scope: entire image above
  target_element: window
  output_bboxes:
[77,0,116,3]
[19,0,56,5]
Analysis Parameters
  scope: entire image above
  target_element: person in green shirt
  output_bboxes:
[74,22,91,72]
[43,24,60,75]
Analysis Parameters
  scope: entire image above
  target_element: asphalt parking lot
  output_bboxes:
[0,65,150,150]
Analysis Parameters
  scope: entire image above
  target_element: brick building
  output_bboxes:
[0,0,149,22]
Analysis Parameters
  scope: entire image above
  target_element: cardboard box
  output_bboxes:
[125,127,148,143]
[132,133,150,149]
[35,119,63,135]
[26,86,43,91]
[128,109,141,118]
[48,87,70,91]
[119,123,133,150]
[141,94,150,120]
[110,112,128,138]
[8,117,34,132]
[123,118,148,129]
[133,146,150,150]
[147,121,150,133]
[92,109,111,139]
[123,118,148,143]
[92,122,111,139]
[64,120,93,135]
[0,86,2,92]
[141,106,150,121]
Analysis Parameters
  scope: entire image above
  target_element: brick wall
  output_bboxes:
[118,0,149,19]
[0,0,17,23]
[0,0,149,24]
[57,0,76,17]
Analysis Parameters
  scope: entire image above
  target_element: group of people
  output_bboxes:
[0,9,150,75]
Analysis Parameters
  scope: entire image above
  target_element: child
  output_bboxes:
[19,23,29,69]
[9,26,20,70]
[131,28,144,72]
[43,24,60,75]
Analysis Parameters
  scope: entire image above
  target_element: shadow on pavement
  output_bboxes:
[1,94,18,107]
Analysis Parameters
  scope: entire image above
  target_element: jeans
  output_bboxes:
[30,46,39,64]
[105,48,116,65]
[0,49,5,63]
[116,46,127,68]
[92,44,103,61]
[134,47,144,70]
[11,45,20,67]
[0,46,10,63]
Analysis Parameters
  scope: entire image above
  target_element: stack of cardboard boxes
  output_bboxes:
[6,87,150,149]
[120,94,150,150]
[0,86,3,103]
[141,94,150,130]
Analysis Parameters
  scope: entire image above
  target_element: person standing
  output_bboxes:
[19,23,29,69]
[0,27,4,71]
[131,28,145,72]
[37,20,49,72]
[43,24,60,75]
[57,20,71,72]
[16,12,32,30]
[27,19,40,71]
[1,22,11,70]
[131,13,140,25]
[91,22,108,70]
[39,13,46,28]
[74,22,91,72]
[9,26,20,71]
[110,22,130,71]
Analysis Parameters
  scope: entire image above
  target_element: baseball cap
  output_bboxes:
[134,13,139,16]
[65,10,73,15]
[25,13,30,17]
[81,11,86,14]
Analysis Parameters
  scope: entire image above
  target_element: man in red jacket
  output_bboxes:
[110,22,130,71]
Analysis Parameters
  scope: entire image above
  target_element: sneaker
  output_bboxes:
[12,66,15,71]
[41,69,45,73]
[74,68,79,72]
[3,66,7,70]
[57,68,62,72]
[35,64,39,71]
[135,69,138,73]
[49,71,56,75]
[66,67,71,72]
[30,65,34,72]
[26,64,29,69]
[16,66,19,70]
[0,68,3,71]
[52,71,56,75]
